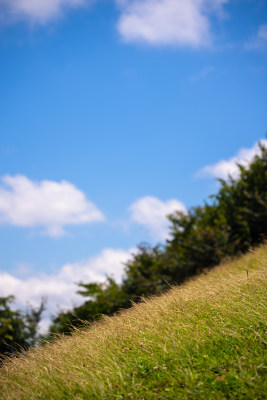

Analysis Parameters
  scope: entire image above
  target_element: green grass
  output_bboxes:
[1,246,267,399]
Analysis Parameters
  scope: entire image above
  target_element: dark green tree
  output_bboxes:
[166,143,267,279]
[215,143,267,252]
[0,295,45,358]
[122,243,169,298]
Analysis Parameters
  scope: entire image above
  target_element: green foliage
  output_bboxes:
[0,296,45,358]
[215,143,267,252]
[49,143,267,335]
[167,205,230,279]
[122,244,167,298]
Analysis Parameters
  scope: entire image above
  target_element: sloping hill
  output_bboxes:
[1,246,266,399]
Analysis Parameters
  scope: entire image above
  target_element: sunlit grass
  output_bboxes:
[1,246,266,399]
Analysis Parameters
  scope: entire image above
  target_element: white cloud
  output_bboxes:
[0,248,135,333]
[0,175,105,237]
[246,24,267,50]
[0,0,229,49]
[129,196,186,240]
[116,0,228,47]
[197,139,267,180]
[0,0,90,23]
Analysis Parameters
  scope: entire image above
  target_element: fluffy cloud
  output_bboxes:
[116,0,228,47]
[0,0,229,48]
[0,175,105,237]
[0,0,89,23]
[197,139,267,180]
[129,196,186,240]
[0,248,134,332]
[246,24,267,50]
[0,0,229,47]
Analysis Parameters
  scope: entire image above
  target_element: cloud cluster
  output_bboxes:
[0,0,228,47]
[0,0,88,23]
[117,0,228,47]
[0,175,105,237]
[197,139,267,180]
[129,196,186,240]
[0,174,186,241]
[0,248,134,332]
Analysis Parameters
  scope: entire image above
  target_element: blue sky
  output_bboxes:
[0,0,266,330]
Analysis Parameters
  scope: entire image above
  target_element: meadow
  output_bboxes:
[0,245,266,399]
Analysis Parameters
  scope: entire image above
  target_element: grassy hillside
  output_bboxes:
[1,247,266,400]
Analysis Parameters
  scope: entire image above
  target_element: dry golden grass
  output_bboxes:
[0,246,266,399]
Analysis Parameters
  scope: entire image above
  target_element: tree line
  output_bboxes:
[1,142,267,354]
[50,143,267,334]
